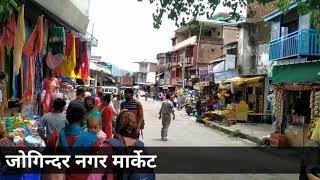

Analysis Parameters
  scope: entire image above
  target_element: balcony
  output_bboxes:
[269,29,320,61]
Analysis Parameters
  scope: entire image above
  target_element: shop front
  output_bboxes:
[0,0,92,153]
[199,75,268,125]
[272,62,320,146]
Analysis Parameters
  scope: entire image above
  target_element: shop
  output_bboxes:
[194,81,217,97]
[198,75,269,124]
[0,0,92,115]
[0,0,93,155]
[271,62,320,146]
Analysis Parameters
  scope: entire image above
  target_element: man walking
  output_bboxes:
[120,88,144,137]
[159,94,175,141]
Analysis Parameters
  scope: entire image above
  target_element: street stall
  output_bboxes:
[198,76,268,125]
[0,1,92,118]
[271,62,320,146]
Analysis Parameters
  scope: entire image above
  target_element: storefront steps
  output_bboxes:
[204,121,274,145]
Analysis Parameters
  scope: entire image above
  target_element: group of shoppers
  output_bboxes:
[37,87,148,179]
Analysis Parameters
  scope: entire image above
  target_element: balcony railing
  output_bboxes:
[269,29,320,61]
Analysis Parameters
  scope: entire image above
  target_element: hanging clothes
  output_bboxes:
[74,38,82,75]
[5,48,12,99]
[25,57,35,102]
[35,55,44,95]
[59,32,76,77]
[47,27,65,55]
[0,46,4,73]
[42,19,49,53]
[47,27,65,70]
[80,42,89,81]
[23,16,43,57]
[0,14,16,49]
[13,5,26,76]
[0,46,7,108]
[46,52,64,69]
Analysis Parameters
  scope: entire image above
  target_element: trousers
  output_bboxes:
[161,114,171,138]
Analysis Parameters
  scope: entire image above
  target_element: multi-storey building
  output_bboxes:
[134,61,157,85]
[156,53,171,89]
[169,20,238,91]
[264,2,320,146]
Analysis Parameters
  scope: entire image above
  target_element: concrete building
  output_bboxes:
[89,56,113,86]
[264,2,320,146]
[156,53,171,89]
[169,20,238,91]
[134,61,157,84]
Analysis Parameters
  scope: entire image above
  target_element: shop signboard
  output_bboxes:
[214,69,239,83]
[213,61,225,73]
[212,54,236,73]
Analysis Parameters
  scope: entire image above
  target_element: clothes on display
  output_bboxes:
[58,32,76,77]
[13,5,26,77]
[0,14,16,49]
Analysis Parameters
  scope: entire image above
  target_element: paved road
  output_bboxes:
[140,99,298,180]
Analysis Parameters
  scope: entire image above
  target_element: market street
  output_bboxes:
[141,99,298,180]
[142,99,254,146]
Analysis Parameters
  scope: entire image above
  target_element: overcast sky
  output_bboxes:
[89,0,177,71]
[88,0,241,72]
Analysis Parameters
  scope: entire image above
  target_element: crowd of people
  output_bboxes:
[37,87,149,180]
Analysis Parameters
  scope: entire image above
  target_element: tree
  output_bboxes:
[0,0,18,22]
[137,0,320,30]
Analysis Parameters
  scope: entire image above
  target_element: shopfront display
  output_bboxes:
[0,2,92,117]
[272,85,320,146]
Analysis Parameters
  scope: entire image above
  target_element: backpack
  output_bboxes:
[107,135,155,180]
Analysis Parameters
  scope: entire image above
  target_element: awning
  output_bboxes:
[218,76,264,86]
[272,62,320,84]
[227,76,264,86]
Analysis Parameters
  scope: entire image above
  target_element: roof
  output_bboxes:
[175,19,238,33]
[263,2,297,21]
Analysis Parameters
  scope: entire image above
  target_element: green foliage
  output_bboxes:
[0,0,18,22]
[138,0,320,31]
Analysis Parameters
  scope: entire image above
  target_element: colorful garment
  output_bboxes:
[80,43,89,81]
[74,38,82,75]
[23,16,43,57]
[101,104,114,139]
[83,109,102,130]
[0,14,16,49]
[46,125,101,180]
[35,55,43,95]
[42,78,59,115]
[47,27,65,55]
[13,5,26,76]
[59,32,76,77]
[47,27,65,72]
[46,52,64,69]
